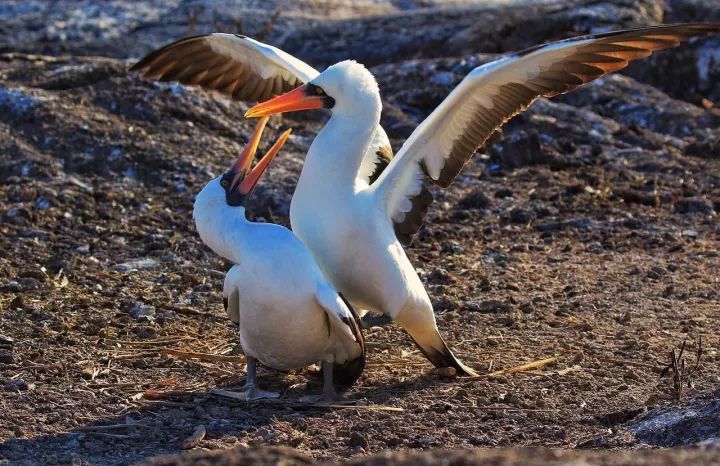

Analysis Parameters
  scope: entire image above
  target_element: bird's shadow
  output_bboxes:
[0,367,437,465]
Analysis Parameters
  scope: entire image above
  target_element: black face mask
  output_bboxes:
[220,171,248,207]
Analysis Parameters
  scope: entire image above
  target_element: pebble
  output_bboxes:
[675,197,715,214]
[465,299,513,313]
[0,349,14,364]
[129,302,156,320]
[5,379,31,392]
[115,258,158,272]
[509,208,535,224]
[0,334,14,346]
[1,281,21,292]
[681,229,698,238]
[348,432,369,449]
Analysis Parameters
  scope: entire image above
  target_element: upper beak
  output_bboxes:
[229,116,269,191]
[238,127,292,195]
[245,84,325,118]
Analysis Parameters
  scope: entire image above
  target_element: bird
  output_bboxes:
[133,23,720,377]
[192,116,365,401]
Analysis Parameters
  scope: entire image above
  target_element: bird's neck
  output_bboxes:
[195,204,252,264]
[298,102,381,196]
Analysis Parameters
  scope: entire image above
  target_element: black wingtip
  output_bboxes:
[411,333,479,377]
[333,294,366,386]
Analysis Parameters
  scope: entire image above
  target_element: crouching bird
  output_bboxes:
[193,117,365,401]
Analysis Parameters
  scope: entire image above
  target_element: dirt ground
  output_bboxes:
[0,1,719,465]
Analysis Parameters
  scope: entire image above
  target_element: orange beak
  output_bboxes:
[238,127,292,194]
[229,116,269,192]
[245,84,325,118]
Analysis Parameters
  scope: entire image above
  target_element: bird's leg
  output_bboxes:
[360,313,393,329]
[321,360,340,401]
[299,361,342,403]
[238,356,279,400]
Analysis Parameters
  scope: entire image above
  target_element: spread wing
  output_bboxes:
[130,33,318,102]
[131,33,394,183]
[371,23,720,242]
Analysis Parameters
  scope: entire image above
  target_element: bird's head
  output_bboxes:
[217,116,291,207]
[193,117,290,259]
[245,60,380,117]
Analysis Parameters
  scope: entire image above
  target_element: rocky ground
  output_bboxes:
[0,1,719,465]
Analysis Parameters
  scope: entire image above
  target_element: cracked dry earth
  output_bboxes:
[0,0,719,465]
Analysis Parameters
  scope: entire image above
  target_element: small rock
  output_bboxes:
[115,258,158,272]
[0,334,14,346]
[509,208,535,224]
[0,349,14,364]
[1,281,21,293]
[429,268,452,284]
[494,188,514,199]
[460,189,492,209]
[647,266,668,280]
[681,229,698,238]
[257,427,275,442]
[440,242,465,254]
[5,379,31,392]
[17,278,40,291]
[129,302,156,321]
[348,432,369,449]
[465,299,513,313]
[675,197,715,215]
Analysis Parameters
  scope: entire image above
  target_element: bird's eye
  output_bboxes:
[221,179,230,188]
[315,86,326,96]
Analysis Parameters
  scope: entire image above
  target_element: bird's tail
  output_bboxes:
[396,304,478,377]
[332,294,366,386]
[409,332,478,377]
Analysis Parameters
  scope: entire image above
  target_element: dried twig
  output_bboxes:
[598,357,663,373]
[77,424,149,432]
[103,337,190,346]
[365,360,428,367]
[660,337,703,401]
[211,389,403,411]
[466,357,557,380]
[162,349,246,364]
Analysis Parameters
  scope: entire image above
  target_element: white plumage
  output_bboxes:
[192,119,364,400]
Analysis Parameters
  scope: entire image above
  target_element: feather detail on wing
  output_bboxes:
[314,285,365,386]
[372,23,720,239]
[130,33,319,101]
[222,267,242,324]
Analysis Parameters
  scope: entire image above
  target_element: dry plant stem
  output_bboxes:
[210,389,403,411]
[77,424,150,432]
[466,357,557,380]
[598,357,663,372]
[162,349,246,364]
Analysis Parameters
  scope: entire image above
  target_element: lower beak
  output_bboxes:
[245,84,325,117]
[230,116,269,190]
[238,128,293,194]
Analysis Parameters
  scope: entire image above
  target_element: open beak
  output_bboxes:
[245,84,325,118]
[229,116,269,192]
[237,127,292,195]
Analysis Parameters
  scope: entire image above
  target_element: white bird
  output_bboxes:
[134,23,720,376]
[193,117,365,400]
